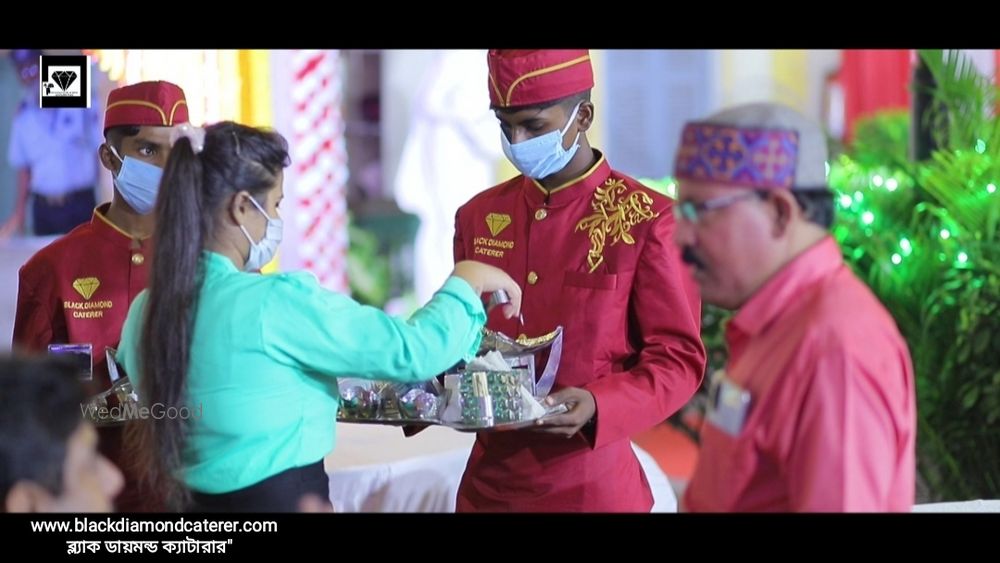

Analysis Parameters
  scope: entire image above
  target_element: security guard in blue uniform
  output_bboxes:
[3,49,103,237]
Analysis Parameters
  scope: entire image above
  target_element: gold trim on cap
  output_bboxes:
[488,72,504,106]
[168,100,188,126]
[504,54,591,107]
[105,100,168,125]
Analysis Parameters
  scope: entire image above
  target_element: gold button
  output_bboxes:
[534,208,548,221]
[527,271,538,285]
[131,253,145,266]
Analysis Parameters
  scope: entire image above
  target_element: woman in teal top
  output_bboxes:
[116,122,521,512]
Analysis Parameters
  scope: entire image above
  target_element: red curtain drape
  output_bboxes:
[839,49,913,141]
[835,50,1000,140]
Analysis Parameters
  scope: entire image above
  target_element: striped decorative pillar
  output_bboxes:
[289,49,350,292]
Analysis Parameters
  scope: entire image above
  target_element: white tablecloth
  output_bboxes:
[326,424,677,512]
[912,500,1000,512]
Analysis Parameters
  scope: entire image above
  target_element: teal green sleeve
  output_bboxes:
[262,274,485,381]
[115,290,148,389]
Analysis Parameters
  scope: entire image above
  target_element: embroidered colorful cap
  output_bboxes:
[674,102,829,190]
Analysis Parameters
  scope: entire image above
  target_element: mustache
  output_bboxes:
[681,246,707,270]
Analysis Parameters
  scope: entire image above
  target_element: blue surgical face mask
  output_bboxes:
[239,195,283,272]
[501,102,582,179]
[109,146,163,215]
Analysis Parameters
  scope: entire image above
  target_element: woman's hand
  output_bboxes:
[451,260,522,319]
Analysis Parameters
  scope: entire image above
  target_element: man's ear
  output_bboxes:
[5,480,53,513]
[98,144,120,175]
[576,101,594,132]
[769,190,798,237]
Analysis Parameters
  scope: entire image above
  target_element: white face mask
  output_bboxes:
[239,195,283,271]
[500,102,582,179]
[108,146,163,215]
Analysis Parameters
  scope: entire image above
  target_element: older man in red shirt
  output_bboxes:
[673,102,916,512]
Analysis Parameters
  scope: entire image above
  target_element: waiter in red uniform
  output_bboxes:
[13,80,189,511]
[452,49,706,511]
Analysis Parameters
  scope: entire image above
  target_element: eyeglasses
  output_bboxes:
[673,191,764,224]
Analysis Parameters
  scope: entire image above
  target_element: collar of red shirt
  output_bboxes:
[728,236,843,340]
[90,203,149,250]
[523,149,612,207]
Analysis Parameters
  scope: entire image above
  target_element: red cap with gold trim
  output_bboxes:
[487,49,593,109]
[103,81,189,132]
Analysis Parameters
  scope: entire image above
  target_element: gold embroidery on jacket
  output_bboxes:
[485,213,512,236]
[72,277,100,300]
[574,179,659,273]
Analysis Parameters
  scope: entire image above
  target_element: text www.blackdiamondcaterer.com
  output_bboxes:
[32,516,277,534]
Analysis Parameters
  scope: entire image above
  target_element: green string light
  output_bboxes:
[900,238,912,255]
[940,229,951,240]
[891,253,902,265]
[862,211,875,225]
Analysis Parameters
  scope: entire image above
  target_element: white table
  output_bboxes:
[325,423,677,512]
[912,500,1000,512]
